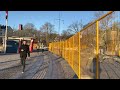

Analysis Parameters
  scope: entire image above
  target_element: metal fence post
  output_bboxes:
[68,39,70,65]
[65,41,67,60]
[78,32,81,79]
[72,36,74,69]
[96,21,99,79]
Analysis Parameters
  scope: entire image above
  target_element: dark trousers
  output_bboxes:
[37,49,40,55]
[20,57,26,72]
[42,49,44,53]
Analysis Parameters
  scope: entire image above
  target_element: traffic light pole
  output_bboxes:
[4,17,8,54]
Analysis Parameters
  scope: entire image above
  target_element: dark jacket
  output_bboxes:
[20,44,30,58]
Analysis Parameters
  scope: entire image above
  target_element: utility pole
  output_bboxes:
[4,20,8,53]
[55,12,64,41]
[55,12,64,56]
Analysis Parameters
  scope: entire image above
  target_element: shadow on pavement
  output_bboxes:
[90,57,102,79]
[0,53,18,56]
[72,74,78,79]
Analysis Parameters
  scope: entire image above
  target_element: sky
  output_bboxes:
[0,11,101,34]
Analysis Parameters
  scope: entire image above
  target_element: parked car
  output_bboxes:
[6,40,19,53]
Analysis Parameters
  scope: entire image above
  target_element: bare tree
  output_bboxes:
[23,23,35,30]
[94,11,113,29]
[94,11,105,19]
[23,23,36,37]
[94,11,114,54]
[40,22,55,46]
[61,30,73,40]
[12,23,38,37]
[68,20,83,34]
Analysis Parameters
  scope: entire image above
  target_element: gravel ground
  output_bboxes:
[0,52,38,62]
[0,52,38,70]
[0,51,77,79]
[45,52,76,79]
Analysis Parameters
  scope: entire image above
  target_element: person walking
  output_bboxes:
[41,43,44,53]
[36,44,40,55]
[19,40,30,73]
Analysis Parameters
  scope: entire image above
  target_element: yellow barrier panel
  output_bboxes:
[66,40,69,61]
[69,37,73,66]
[64,40,67,60]
[62,41,64,58]
[68,39,70,65]
[72,36,74,69]
[73,32,80,77]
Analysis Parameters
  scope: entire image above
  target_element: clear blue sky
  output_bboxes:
[0,11,104,34]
